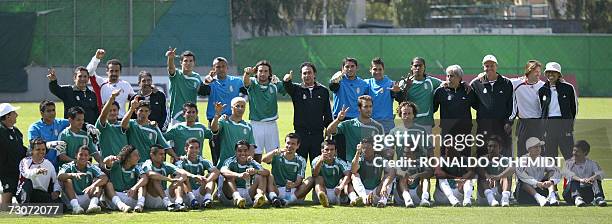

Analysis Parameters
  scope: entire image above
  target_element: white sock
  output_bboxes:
[112,196,126,207]
[137,196,145,207]
[421,191,430,201]
[534,193,545,201]
[549,192,557,201]
[187,192,196,202]
[348,192,358,202]
[502,191,511,201]
[438,180,455,198]
[351,176,368,197]
[70,199,80,208]
[232,192,241,199]
[268,192,278,200]
[175,197,183,204]
[204,193,212,201]
[463,180,473,201]
[402,191,413,203]
[484,189,495,205]
[163,197,172,206]
[90,197,99,206]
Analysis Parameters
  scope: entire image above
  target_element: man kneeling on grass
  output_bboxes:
[102,145,148,213]
[142,145,205,211]
[262,133,314,207]
[312,139,361,207]
[219,140,269,208]
[58,145,108,214]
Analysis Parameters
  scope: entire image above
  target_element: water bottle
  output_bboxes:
[285,186,292,201]
[245,175,251,189]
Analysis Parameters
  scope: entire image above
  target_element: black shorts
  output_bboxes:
[1,177,18,195]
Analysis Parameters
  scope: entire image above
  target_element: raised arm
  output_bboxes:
[242,66,254,88]
[326,106,348,136]
[99,89,121,125]
[166,47,176,76]
[121,99,139,130]
[210,102,225,132]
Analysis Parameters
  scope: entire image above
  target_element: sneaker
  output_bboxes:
[548,195,559,206]
[167,203,179,212]
[86,204,101,214]
[272,197,282,208]
[233,197,246,209]
[575,196,586,207]
[201,198,213,208]
[72,206,85,215]
[449,197,460,207]
[253,193,266,208]
[351,196,365,207]
[463,198,472,207]
[419,198,431,207]
[318,192,330,207]
[535,195,548,207]
[501,196,510,207]
[177,203,188,212]
[190,199,199,209]
[405,199,415,208]
[490,199,499,207]
[376,200,386,208]
[133,205,144,213]
[594,197,607,207]
[280,198,288,207]
[118,204,132,213]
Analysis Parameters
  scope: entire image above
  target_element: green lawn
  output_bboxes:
[2,98,611,223]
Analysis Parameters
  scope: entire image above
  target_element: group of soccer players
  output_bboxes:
[0,48,607,215]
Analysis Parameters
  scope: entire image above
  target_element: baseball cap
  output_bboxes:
[525,137,545,150]
[0,103,20,117]
[482,55,498,64]
[545,62,562,74]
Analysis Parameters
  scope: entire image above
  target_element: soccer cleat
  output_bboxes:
[201,198,213,208]
[86,204,101,214]
[280,198,288,207]
[419,198,431,207]
[118,204,132,213]
[133,205,144,213]
[253,193,266,208]
[490,199,499,207]
[575,197,586,207]
[167,203,179,212]
[351,196,365,207]
[190,199,200,209]
[177,203,188,212]
[234,197,246,209]
[376,200,386,208]
[72,206,85,215]
[462,198,472,207]
[271,197,282,208]
[594,197,607,207]
[318,192,330,207]
[535,195,548,207]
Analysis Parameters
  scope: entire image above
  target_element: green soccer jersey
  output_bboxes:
[58,128,97,165]
[215,118,255,167]
[58,162,105,195]
[164,122,213,157]
[141,159,179,190]
[271,153,307,187]
[247,78,285,121]
[96,119,128,158]
[336,118,384,161]
[389,125,432,158]
[175,156,215,189]
[399,76,442,127]
[169,69,202,122]
[312,156,350,189]
[126,120,170,162]
[357,156,385,190]
[107,162,144,192]
[221,156,263,188]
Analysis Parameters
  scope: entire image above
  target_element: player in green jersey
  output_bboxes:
[102,145,148,213]
[350,137,394,207]
[175,138,220,209]
[477,135,511,207]
[57,106,102,166]
[122,98,173,162]
[312,139,359,207]
[165,48,202,124]
[165,103,213,160]
[96,89,128,158]
[58,145,108,214]
[211,97,255,167]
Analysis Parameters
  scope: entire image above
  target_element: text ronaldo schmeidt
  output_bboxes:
[373,156,564,169]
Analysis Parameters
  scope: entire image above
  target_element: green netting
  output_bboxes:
[235,35,612,96]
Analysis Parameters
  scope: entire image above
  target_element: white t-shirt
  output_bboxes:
[548,86,562,117]
[86,56,135,118]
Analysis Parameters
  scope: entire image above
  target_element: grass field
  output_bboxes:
[2,98,611,223]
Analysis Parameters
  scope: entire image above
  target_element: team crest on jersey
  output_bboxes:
[229,86,234,92]
[76,96,80,101]
[303,94,307,100]
[149,133,153,140]
[193,82,198,89]
[483,88,488,94]
[243,128,247,135]
[269,87,274,94]
[356,87,360,93]
[82,139,87,145]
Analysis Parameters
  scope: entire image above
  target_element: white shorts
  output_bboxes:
[312,188,348,205]
[278,187,304,204]
[107,192,137,210]
[433,188,463,205]
[191,188,205,203]
[219,187,253,206]
[251,120,280,154]
[144,189,175,209]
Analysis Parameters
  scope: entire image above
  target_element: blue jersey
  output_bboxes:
[205,75,244,120]
[28,118,69,168]
[365,76,395,121]
[331,75,368,119]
